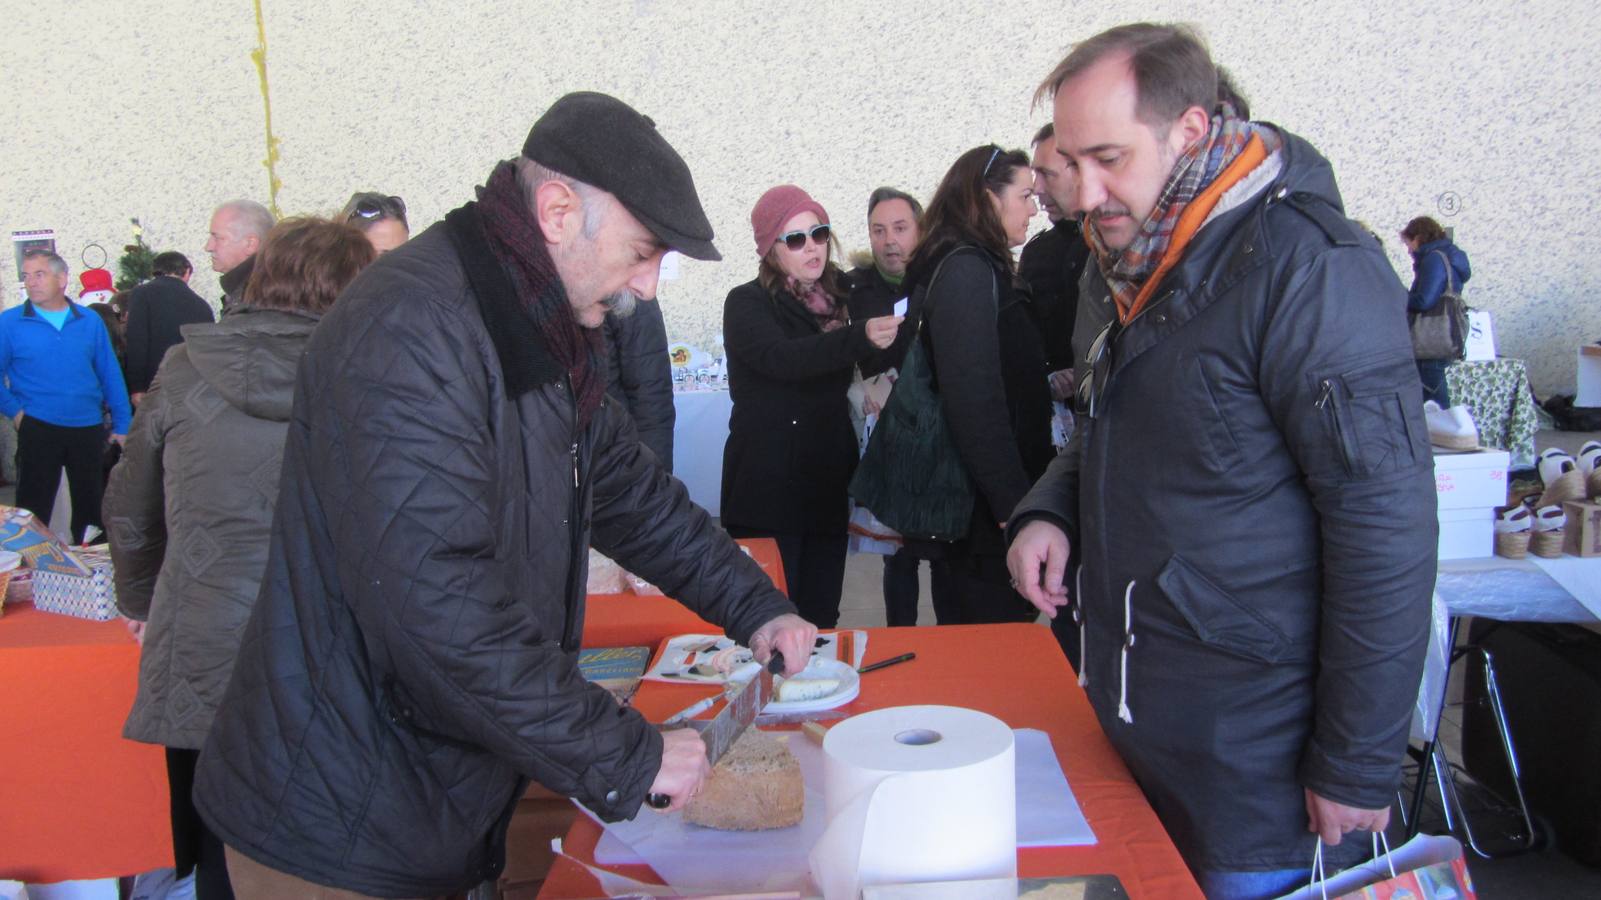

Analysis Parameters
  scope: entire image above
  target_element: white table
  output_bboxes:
[670,389,732,517]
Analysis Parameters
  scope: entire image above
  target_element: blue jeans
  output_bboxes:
[1417,358,1452,407]
[1194,867,1314,900]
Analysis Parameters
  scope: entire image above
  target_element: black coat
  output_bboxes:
[1017,219,1091,372]
[122,275,216,394]
[1009,129,1436,871]
[844,265,910,376]
[192,212,795,897]
[911,246,1054,556]
[721,278,877,536]
[602,299,675,468]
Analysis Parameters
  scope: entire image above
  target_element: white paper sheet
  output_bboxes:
[582,728,1094,895]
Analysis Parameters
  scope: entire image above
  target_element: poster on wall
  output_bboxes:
[12,229,56,280]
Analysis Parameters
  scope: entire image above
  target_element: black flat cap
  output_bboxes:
[522,92,720,261]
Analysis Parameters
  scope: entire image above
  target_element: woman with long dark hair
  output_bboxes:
[721,185,902,628]
[898,145,1054,624]
[105,217,376,899]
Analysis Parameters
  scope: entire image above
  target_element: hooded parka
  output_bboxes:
[1010,128,1437,872]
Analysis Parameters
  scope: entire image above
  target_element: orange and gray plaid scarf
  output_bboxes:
[1087,106,1264,321]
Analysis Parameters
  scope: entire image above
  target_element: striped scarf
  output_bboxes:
[1087,106,1264,320]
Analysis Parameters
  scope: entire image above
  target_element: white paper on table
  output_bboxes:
[1528,555,1601,622]
[893,297,908,317]
[584,728,1094,895]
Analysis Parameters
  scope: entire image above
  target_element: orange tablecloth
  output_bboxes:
[0,538,785,883]
[580,538,786,648]
[0,603,171,883]
[537,623,1202,899]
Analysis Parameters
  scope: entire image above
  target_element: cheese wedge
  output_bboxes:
[776,676,841,703]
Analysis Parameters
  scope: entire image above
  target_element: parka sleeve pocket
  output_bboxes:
[1154,554,1304,664]
[1311,356,1424,478]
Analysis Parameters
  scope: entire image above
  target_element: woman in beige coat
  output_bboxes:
[104,217,374,899]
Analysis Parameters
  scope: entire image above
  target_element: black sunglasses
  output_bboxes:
[1076,320,1118,419]
[777,224,831,251]
[350,195,407,221]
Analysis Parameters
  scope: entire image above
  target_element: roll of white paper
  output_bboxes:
[809,705,1016,899]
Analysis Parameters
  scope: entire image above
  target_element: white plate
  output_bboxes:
[763,658,859,713]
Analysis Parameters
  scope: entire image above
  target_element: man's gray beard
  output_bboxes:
[601,290,637,318]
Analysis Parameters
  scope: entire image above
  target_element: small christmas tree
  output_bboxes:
[115,218,155,290]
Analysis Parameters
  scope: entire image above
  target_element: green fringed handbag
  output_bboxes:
[848,253,984,542]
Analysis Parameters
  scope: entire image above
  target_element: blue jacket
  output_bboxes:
[1408,238,1471,312]
[0,300,132,432]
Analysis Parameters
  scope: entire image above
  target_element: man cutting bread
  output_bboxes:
[192,93,816,899]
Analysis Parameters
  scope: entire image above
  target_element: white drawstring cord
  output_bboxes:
[1116,580,1135,724]
[1074,566,1087,687]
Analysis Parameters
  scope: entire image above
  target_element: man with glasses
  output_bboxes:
[192,92,815,899]
[204,198,275,314]
[122,251,214,405]
[1006,23,1435,899]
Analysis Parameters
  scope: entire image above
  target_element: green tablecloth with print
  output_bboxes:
[1445,358,1539,468]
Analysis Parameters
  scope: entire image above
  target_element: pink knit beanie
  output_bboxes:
[750,185,830,256]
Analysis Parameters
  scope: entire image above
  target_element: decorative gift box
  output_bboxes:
[32,545,118,621]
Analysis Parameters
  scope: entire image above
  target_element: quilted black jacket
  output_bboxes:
[1009,129,1436,872]
[193,208,795,897]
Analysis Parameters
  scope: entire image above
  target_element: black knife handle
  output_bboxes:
[768,650,786,674]
[646,792,670,809]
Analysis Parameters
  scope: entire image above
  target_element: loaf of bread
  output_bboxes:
[682,729,804,830]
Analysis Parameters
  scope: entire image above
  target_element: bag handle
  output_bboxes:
[916,247,1001,381]
[1432,249,1457,296]
[1307,832,1399,899]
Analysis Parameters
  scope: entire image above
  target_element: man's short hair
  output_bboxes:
[1031,122,1055,147]
[1036,22,1218,131]
[152,251,192,277]
[515,157,608,240]
[214,199,276,241]
[21,249,67,276]
[1215,65,1250,119]
[866,187,924,223]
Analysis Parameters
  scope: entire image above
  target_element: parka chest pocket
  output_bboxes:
[1312,356,1423,477]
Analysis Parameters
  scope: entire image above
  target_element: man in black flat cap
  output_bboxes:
[192,92,817,899]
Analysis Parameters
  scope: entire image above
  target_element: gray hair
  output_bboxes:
[1035,22,1218,131]
[21,249,68,276]
[515,158,608,240]
[213,199,276,241]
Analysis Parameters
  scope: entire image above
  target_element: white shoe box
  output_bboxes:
[1434,448,1510,510]
[1433,449,1508,560]
[1438,507,1494,560]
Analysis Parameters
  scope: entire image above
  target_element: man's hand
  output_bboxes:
[864,315,904,350]
[110,433,127,447]
[123,618,146,645]
[1048,369,1076,402]
[645,727,711,812]
[1305,789,1389,845]
[1006,520,1072,617]
[130,392,145,406]
[748,613,817,677]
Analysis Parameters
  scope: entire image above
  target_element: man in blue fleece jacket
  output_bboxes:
[1,250,131,542]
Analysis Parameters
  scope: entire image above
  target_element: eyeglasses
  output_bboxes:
[350,195,406,222]
[1076,320,1118,419]
[777,224,831,252]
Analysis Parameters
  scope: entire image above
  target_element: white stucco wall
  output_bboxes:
[4,0,1597,394]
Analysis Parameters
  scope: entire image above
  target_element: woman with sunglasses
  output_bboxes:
[340,191,410,254]
[897,145,1054,625]
[721,185,903,629]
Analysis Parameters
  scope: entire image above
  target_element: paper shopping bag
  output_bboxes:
[1275,833,1475,900]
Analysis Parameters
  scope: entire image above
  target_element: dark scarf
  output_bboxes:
[470,161,606,427]
[787,277,848,332]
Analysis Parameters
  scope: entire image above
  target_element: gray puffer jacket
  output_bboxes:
[105,307,317,749]
[192,207,795,897]
[1010,128,1436,872]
